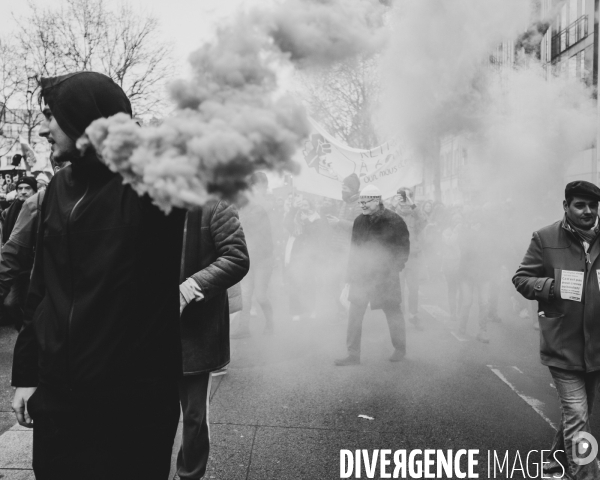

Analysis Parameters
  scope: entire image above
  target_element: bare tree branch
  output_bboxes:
[295,55,381,149]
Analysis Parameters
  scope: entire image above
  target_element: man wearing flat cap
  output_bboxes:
[513,180,600,479]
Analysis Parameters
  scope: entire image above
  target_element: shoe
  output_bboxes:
[291,315,301,322]
[230,329,251,339]
[211,367,228,377]
[476,331,489,343]
[334,355,360,366]
[389,350,405,362]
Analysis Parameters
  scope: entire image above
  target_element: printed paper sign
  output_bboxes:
[597,270,600,293]
[561,270,584,302]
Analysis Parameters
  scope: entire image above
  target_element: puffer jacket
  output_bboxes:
[12,157,185,391]
[180,201,249,375]
[513,218,600,372]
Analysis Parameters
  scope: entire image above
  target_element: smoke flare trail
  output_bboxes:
[83,0,386,212]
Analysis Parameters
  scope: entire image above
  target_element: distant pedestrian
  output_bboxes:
[231,172,275,338]
[513,180,600,480]
[326,173,363,321]
[284,198,328,321]
[335,185,410,366]
[395,187,426,330]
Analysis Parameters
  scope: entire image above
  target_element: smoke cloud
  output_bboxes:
[83,0,386,212]
[380,0,597,208]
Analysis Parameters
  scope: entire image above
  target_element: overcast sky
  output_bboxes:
[0,0,259,68]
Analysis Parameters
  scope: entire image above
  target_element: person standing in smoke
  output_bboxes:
[456,211,491,343]
[11,72,186,479]
[335,184,410,366]
[326,173,363,320]
[178,200,249,480]
[231,172,275,338]
[513,181,600,480]
[395,187,426,330]
[284,197,328,321]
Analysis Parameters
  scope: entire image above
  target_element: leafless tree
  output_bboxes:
[295,55,381,149]
[15,0,175,118]
[0,39,27,156]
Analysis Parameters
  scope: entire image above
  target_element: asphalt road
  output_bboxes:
[0,267,594,479]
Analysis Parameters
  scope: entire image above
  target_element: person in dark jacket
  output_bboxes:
[284,197,328,321]
[178,200,249,479]
[326,173,363,321]
[0,176,38,330]
[335,184,410,366]
[11,72,186,480]
[513,181,600,480]
[1,176,37,245]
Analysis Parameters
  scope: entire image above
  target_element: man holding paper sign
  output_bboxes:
[513,180,600,480]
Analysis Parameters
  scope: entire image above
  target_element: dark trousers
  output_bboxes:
[177,373,212,480]
[346,301,405,358]
[29,383,180,480]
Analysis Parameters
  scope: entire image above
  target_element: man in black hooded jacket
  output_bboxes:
[11,72,185,479]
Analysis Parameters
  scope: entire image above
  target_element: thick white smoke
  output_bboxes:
[83,0,386,212]
[380,0,598,206]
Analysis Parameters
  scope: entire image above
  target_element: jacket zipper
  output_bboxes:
[66,182,89,389]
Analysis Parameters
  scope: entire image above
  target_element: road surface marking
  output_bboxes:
[450,331,469,342]
[487,365,557,430]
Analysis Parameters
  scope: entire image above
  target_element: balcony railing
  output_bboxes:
[551,15,588,59]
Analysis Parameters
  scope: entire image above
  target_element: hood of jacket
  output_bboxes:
[40,72,132,141]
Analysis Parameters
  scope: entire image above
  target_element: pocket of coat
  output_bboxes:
[539,313,564,359]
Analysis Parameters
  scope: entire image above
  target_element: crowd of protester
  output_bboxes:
[0,69,579,479]
[230,176,551,348]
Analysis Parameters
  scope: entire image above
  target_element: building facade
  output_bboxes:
[541,0,599,183]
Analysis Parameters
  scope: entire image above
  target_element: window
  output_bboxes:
[570,0,577,44]
[569,54,577,78]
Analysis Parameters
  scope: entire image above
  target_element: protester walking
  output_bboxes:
[513,180,600,480]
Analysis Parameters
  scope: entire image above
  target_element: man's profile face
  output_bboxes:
[39,105,77,162]
[564,196,599,230]
[16,184,34,202]
[359,197,380,216]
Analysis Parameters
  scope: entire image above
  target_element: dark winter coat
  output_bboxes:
[12,71,186,393]
[0,191,44,300]
[180,201,249,375]
[1,198,25,244]
[347,206,410,309]
[513,219,600,372]
[12,157,186,391]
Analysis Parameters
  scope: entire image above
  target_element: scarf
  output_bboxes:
[563,215,600,263]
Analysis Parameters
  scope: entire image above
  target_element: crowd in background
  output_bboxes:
[230,178,560,344]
